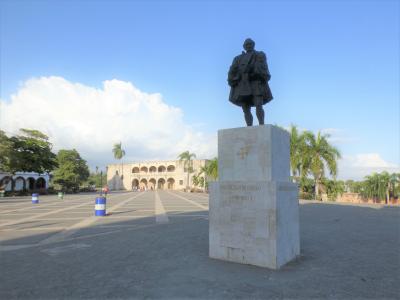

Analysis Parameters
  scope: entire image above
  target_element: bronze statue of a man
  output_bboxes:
[228,38,273,126]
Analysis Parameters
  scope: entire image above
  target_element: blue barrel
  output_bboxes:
[32,193,39,204]
[95,197,106,216]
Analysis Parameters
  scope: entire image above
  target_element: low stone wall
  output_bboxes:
[337,193,399,205]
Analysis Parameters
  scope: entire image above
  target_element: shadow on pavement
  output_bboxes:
[0,202,399,299]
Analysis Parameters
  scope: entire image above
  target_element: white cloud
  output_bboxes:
[320,128,356,144]
[338,153,399,180]
[0,76,217,169]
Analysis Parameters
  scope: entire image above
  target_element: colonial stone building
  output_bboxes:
[0,172,49,192]
[107,159,208,191]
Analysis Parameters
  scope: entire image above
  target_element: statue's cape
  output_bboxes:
[228,51,273,107]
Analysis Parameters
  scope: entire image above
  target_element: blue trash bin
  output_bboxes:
[95,197,106,216]
[32,193,39,204]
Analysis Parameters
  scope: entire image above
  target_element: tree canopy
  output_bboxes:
[200,158,218,181]
[52,149,90,192]
[112,142,125,160]
[112,142,126,180]
[0,129,58,175]
[289,126,341,200]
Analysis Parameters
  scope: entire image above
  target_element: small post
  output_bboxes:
[32,193,39,204]
[95,196,106,216]
[100,170,103,196]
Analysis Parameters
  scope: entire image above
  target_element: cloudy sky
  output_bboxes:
[0,0,399,180]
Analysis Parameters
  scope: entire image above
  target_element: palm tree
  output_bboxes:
[289,125,310,181]
[389,173,400,200]
[302,131,341,200]
[380,171,391,204]
[177,151,196,192]
[199,158,218,180]
[199,158,218,192]
[112,142,126,179]
[289,125,302,180]
[362,172,399,204]
[362,173,385,203]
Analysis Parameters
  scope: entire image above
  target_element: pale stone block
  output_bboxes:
[218,125,290,182]
[209,125,300,269]
[209,180,299,269]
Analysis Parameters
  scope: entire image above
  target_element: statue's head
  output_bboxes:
[243,38,255,52]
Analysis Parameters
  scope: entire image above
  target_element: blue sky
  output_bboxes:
[0,0,399,179]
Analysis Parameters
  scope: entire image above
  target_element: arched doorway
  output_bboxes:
[132,167,139,173]
[0,176,13,191]
[27,178,35,190]
[158,165,166,173]
[14,177,26,191]
[140,179,148,190]
[132,179,139,190]
[149,166,157,173]
[167,178,175,190]
[149,178,156,190]
[140,166,148,173]
[36,177,46,189]
[167,165,175,172]
[157,178,165,190]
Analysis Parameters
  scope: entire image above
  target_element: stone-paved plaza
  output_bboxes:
[0,191,399,299]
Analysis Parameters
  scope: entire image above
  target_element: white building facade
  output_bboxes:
[107,159,208,191]
[0,172,50,192]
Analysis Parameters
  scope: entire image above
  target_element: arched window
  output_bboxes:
[132,167,140,173]
[140,166,148,173]
[158,165,166,173]
[167,165,175,172]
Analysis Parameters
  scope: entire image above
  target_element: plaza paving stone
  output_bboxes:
[0,191,399,299]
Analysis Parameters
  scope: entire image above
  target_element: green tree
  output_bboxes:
[53,149,90,192]
[112,142,126,179]
[177,151,196,191]
[361,172,400,204]
[362,173,381,202]
[322,178,345,201]
[0,130,13,171]
[302,131,341,200]
[345,179,355,192]
[192,174,199,187]
[199,158,218,192]
[198,176,205,188]
[389,173,400,199]
[289,125,311,181]
[380,171,391,204]
[289,125,301,180]
[298,176,315,200]
[87,172,107,188]
[200,158,218,181]
[0,129,57,191]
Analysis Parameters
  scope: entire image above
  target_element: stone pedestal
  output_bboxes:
[209,125,300,269]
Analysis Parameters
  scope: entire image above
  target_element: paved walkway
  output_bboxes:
[0,191,399,299]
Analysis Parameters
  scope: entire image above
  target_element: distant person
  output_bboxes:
[102,186,109,196]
